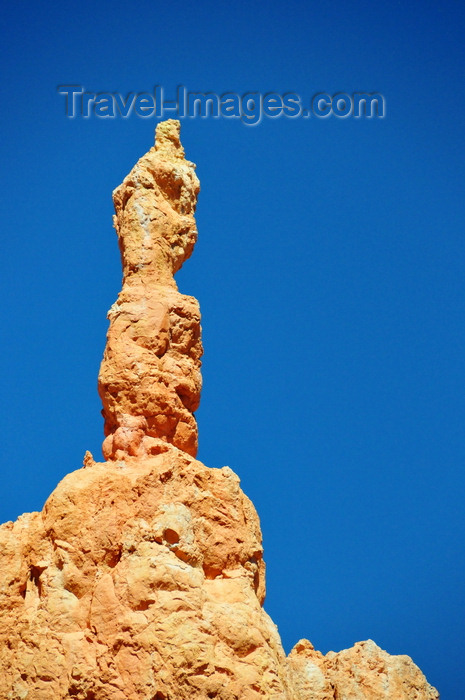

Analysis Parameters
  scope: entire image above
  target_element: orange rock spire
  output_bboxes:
[98,120,202,460]
[0,122,439,699]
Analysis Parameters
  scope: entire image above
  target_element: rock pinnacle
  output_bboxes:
[98,120,202,460]
[0,122,439,700]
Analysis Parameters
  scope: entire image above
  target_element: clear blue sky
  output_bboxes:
[2,1,464,697]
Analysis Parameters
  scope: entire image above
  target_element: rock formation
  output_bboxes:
[0,121,439,699]
[98,119,202,460]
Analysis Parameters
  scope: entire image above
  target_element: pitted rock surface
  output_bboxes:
[98,120,202,460]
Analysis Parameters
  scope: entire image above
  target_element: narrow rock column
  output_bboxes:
[98,120,202,460]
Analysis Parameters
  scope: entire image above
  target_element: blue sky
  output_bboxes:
[2,1,465,697]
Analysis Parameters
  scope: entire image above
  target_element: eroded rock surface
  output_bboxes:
[0,450,438,700]
[288,639,439,700]
[0,121,439,699]
[0,450,439,700]
[0,450,284,699]
[98,120,202,460]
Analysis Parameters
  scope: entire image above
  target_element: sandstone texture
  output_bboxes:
[98,120,202,460]
[0,450,280,699]
[287,639,438,700]
[0,121,439,699]
[0,449,438,700]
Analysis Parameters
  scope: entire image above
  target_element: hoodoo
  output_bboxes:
[98,120,202,460]
[0,122,439,699]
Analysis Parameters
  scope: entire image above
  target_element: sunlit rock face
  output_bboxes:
[287,639,439,700]
[98,119,202,460]
[0,450,288,699]
[0,122,439,700]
